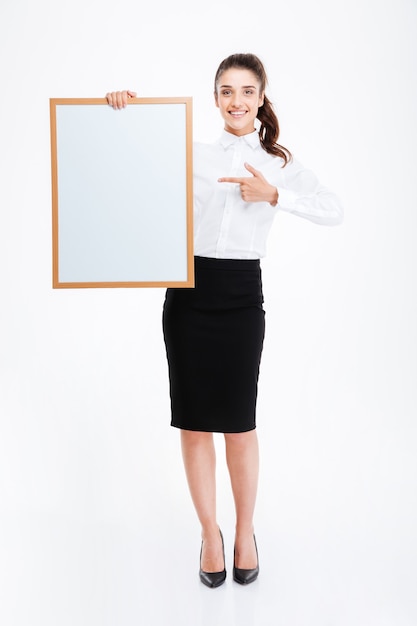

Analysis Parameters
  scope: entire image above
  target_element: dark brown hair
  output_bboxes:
[214,53,292,166]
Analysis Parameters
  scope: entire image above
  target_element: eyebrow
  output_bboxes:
[219,84,258,89]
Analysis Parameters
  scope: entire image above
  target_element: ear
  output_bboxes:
[214,91,219,108]
[258,92,264,107]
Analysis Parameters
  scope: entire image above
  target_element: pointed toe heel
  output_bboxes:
[199,529,227,588]
[233,534,259,585]
[199,568,227,588]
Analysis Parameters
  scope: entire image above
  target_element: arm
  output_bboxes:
[277,158,344,226]
[218,159,344,226]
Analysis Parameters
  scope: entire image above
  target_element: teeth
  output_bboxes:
[230,111,246,117]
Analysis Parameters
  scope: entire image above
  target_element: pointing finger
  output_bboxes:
[218,177,245,183]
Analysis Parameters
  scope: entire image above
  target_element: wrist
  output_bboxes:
[269,187,279,207]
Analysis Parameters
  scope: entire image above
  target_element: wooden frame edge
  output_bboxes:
[50,97,194,289]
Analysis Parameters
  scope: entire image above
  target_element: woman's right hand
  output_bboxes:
[105,90,137,109]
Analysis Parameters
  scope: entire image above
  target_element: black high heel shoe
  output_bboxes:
[233,534,259,585]
[199,529,227,588]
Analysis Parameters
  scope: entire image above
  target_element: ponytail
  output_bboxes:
[258,95,292,165]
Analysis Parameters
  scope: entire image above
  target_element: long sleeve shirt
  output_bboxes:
[193,129,344,259]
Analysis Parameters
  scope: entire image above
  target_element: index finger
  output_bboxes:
[218,177,245,183]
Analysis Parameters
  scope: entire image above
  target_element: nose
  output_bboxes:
[230,93,242,108]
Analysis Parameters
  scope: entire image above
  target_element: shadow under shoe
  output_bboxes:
[199,529,227,588]
[233,534,259,585]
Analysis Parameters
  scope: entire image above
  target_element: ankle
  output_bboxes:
[201,523,221,540]
[235,524,254,539]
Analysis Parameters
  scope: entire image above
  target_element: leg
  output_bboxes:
[180,429,224,572]
[224,429,259,569]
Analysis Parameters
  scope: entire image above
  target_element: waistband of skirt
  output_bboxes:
[195,256,260,271]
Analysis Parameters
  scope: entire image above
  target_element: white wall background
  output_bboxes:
[1,1,416,625]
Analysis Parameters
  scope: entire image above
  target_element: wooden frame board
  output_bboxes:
[50,97,194,288]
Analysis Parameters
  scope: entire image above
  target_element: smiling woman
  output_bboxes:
[215,68,264,136]
[213,52,292,162]
[106,51,344,590]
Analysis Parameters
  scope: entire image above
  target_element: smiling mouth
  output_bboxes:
[229,111,247,118]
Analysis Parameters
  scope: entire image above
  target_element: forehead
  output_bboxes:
[217,68,260,88]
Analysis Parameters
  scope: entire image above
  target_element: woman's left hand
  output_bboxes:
[218,162,278,206]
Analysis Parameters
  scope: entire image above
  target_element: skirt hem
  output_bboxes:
[171,423,257,434]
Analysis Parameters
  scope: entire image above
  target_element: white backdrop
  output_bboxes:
[1,1,416,625]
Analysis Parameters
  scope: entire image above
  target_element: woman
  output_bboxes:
[106,53,343,588]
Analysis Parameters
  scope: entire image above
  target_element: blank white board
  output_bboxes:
[50,97,194,288]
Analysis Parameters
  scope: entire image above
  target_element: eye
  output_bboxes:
[244,90,255,95]
[221,90,232,96]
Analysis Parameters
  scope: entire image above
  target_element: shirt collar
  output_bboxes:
[218,129,260,150]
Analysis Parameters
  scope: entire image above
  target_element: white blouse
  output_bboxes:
[193,130,344,259]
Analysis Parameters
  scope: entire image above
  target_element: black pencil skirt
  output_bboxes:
[162,256,265,433]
